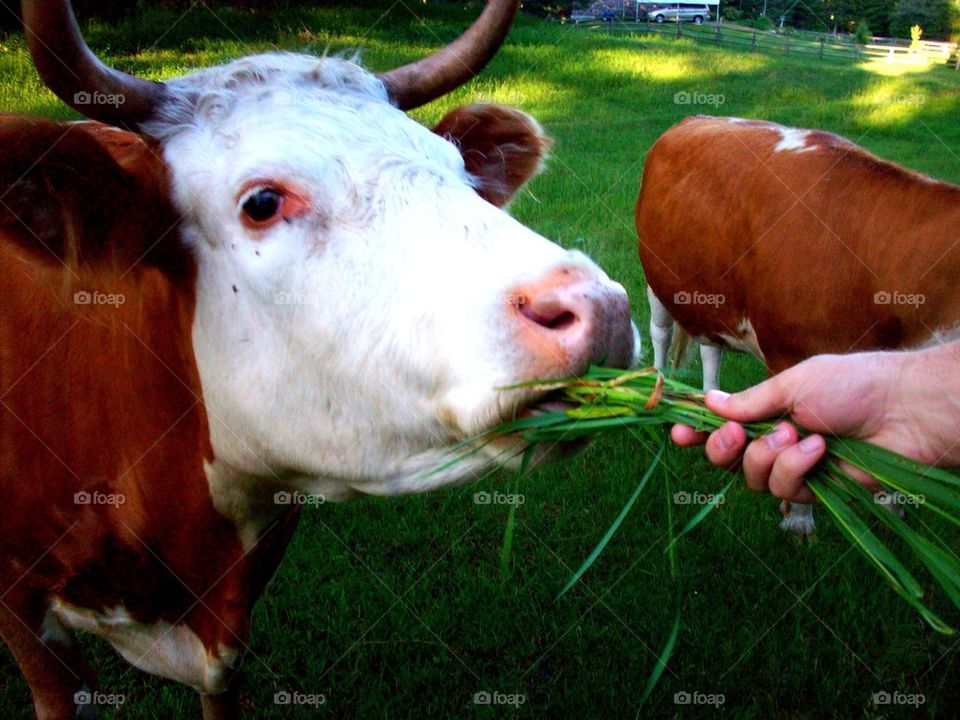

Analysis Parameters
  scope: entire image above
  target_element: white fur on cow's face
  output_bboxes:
[149,53,635,500]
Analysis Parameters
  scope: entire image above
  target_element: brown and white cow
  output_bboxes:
[0,1,640,717]
[636,114,960,534]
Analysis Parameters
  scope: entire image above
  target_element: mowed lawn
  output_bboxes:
[2,5,960,718]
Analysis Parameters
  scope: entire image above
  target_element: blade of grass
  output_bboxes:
[811,475,923,598]
[444,366,960,631]
[810,475,954,634]
[664,456,677,579]
[664,477,735,554]
[823,461,960,621]
[833,438,960,489]
[500,445,534,582]
[556,445,664,599]
[636,610,681,715]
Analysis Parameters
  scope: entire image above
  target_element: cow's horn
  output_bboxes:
[379,0,518,111]
[21,0,168,129]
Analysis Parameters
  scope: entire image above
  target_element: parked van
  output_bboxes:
[647,3,712,24]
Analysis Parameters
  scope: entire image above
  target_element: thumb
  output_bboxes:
[705,373,794,422]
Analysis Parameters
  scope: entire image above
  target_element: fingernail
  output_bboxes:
[799,435,823,454]
[764,426,791,450]
[716,428,733,450]
[707,390,730,404]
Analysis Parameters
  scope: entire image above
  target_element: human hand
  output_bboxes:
[671,344,960,503]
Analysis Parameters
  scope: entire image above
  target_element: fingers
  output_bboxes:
[672,418,868,502]
[673,361,834,503]
[705,373,793,423]
[704,421,747,469]
[838,461,881,494]
[670,424,708,447]
[742,422,825,503]
[768,435,824,504]
[670,422,747,469]
[743,423,797,492]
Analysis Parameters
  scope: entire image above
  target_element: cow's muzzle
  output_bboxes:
[507,263,637,377]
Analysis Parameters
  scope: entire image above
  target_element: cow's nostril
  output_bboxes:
[545,311,577,330]
[518,302,578,331]
[509,266,635,374]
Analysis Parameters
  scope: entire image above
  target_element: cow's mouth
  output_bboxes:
[516,391,575,420]
[478,390,589,462]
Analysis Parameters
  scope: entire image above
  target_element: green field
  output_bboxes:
[2,4,960,718]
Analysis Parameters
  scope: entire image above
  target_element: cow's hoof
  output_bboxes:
[779,514,817,539]
[876,491,907,519]
[778,501,816,539]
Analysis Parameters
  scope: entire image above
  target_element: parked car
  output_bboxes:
[647,3,712,24]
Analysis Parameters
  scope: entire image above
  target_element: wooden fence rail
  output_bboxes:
[572,20,960,68]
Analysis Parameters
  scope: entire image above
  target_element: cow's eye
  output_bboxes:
[241,187,284,225]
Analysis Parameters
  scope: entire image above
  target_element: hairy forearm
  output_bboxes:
[901,340,960,403]
[887,340,960,467]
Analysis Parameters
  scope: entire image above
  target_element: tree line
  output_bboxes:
[722,0,960,40]
[0,0,958,41]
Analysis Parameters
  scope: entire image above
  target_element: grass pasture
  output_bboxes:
[2,4,960,718]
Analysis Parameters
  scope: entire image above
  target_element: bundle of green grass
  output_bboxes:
[452,366,960,634]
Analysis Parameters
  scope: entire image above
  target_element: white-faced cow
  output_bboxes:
[636,114,960,535]
[0,1,640,717]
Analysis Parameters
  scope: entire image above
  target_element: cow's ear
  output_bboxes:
[432,103,552,208]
